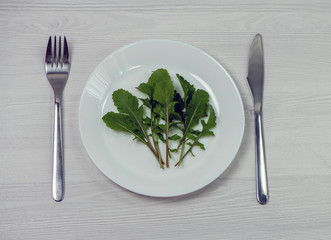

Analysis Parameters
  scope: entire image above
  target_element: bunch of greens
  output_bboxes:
[102,68,216,169]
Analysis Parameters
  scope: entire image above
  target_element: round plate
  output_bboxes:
[79,39,244,197]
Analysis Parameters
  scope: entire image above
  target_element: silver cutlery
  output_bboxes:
[247,34,269,204]
[45,36,70,202]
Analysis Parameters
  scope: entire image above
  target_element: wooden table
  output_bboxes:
[1,1,331,239]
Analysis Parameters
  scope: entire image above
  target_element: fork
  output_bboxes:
[45,36,70,202]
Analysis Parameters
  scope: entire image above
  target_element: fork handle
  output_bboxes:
[254,110,269,204]
[52,95,64,202]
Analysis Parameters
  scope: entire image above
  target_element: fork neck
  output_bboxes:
[54,93,63,104]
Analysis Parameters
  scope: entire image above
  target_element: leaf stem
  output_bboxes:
[175,139,186,166]
[150,112,164,168]
[178,132,203,165]
[176,101,202,152]
[126,105,160,164]
[176,136,185,152]
[165,102,169,168]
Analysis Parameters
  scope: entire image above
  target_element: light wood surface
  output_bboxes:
[1,1,331,239]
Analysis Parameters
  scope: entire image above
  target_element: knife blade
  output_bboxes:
[247,33,269,204]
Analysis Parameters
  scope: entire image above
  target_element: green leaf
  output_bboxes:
[180,105,216,163]
[200,105,216,137]
[187,134,197,141]
[153,103,163,117]
[149,69,176,168]
[102,112,146,143]
[167,102,176,115]
[187,141,205,150]
[177,74,195,105]
[173,90,185,121]
[190,130,201,136]
[112,89,145,125]
[175,91,216,166]
[168,134,181,141]
[189,148,195,157]
[153,74,174,105]
[136,83,153,97]
[139,98,152,108]
[148,69,171,87]
[185,89,209,132]
[143,117,151,125]
[152,125,164,134]
[154,102,177,119]
[158,133,165,142]
[170,112,182,122]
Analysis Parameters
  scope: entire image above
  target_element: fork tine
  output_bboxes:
[45,36,52,63]
[63,36,69,63]
[54,36,57,66]
[59,36,62,66]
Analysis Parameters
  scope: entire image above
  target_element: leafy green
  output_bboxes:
[176,105,216,166]
[185,89,209,131]
[112,89,145,129]
[102,69,217,169]
[174,75,216,166]
[102,89,163,168]
[177,74,195,106]
[102,112,145,143]
[137,69,175,168]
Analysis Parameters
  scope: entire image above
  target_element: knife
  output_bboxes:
[247,33,269,204]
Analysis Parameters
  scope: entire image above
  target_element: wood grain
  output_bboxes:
[1,1,331,239]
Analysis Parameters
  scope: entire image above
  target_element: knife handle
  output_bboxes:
[254,110,269,204]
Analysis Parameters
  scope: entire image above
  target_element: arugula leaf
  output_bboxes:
[175,89,209,149]
[150,69,175,168]
[136,69,178,167]
[176,105,216,166]
[102,112,145,143]
[173,90,185,122]
[177,74,195,106]
[185,89,209,132]
[148,68,171,87]
[103,89,163,168]
[103,69,217,169]
[137,79,163,166]
[136,83,153,97]
[168,134,181,141]
[187,141,205,150]
[139,98,152,108]
[153,72,174,105]
[200,105,216,137]
[112,89,145,125]
[175,75,216,166]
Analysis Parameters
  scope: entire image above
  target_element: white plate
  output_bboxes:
[79,39,244,197]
